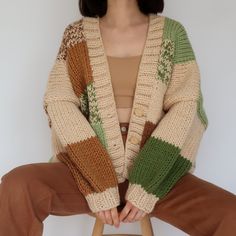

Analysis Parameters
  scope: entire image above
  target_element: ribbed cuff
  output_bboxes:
[85,186,120,213]
[125,182,159,214]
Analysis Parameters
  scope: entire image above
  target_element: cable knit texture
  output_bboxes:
[43,13,209,213]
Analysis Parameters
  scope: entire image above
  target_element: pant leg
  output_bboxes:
[0,162,129,236]
[149,172,236,236]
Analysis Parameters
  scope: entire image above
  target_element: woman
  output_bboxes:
[1,0,236,235]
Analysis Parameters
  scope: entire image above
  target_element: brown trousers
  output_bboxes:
[1,124,236,236]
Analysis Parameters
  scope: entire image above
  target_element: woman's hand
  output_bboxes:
[119,200,147,223]
[95,207,120,228]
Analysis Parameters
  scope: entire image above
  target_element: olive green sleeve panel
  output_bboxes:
[163,17,196,64]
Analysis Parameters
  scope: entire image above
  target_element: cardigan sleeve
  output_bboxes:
[125,22,209,214]
[43,24,120,213]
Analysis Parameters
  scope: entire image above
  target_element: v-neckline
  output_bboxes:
[82,13,163,173]
[96,13,152,142]
[97,13,151,63]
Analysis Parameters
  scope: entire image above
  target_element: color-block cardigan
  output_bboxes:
[43,13,209,213]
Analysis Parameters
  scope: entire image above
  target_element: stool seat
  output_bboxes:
[88,212,154,236]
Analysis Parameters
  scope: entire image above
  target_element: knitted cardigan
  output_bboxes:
[43,13,209,214]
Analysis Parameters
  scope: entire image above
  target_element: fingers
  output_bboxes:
[119,201,132,222]
[95,208,120,228]
[111,207,120,228]
[94,202,146,227]
[134,210,146,221]
[123,206,139,223]
[104,210,113,225]
[121,201,147,223]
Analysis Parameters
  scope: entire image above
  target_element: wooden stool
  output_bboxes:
[88,212,154,236]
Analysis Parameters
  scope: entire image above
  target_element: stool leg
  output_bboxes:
[91,216,104,236]
[140,215,154,236]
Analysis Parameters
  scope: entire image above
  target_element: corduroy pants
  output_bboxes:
[1,123,236,236]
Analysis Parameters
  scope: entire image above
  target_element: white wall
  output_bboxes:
[1,0,235,235]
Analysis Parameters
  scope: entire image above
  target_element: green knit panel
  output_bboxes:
[155,39,175,85]
[91,122,108,149]
[79,88,89,118]
[197,89,209,129]
[154,154,192,198]
[87,82,101,125]
[83,81,108,148]
[163,17,180,42]
[163,17,196,64]
[128,136,192,198]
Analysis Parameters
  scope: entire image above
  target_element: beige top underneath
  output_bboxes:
[107,55,142,123]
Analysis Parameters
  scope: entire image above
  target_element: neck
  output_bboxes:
[100,0,148,28]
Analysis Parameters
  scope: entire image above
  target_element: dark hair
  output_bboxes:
[78,0,164,17]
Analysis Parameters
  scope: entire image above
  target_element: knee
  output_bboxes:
[221,195,236,217]
[1,164,35,194]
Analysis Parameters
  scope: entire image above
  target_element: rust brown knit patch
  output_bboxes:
[67,42,85,97]
[65,136,119,192]
[67,40,94,99]
[140,120,157,149]
[57,19,85,61]
[57,152,94,196]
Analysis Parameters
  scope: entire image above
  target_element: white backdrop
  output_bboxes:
[1,0,236,235]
